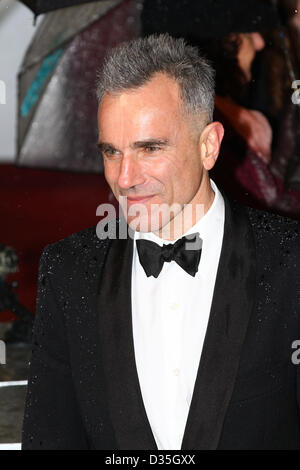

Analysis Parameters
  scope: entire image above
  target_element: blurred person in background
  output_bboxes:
[142,0,300,217]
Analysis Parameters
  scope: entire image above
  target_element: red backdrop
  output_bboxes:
[0,163,113,321]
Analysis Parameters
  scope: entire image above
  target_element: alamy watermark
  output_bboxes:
[291,80,300,105]
[0,340,6,365]
[291,340,300,365]
[0,80,6,105]
[96,198,204,249]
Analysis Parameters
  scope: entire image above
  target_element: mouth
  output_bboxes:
[125,195,154,205]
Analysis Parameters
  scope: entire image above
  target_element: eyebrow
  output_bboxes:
[96,138,170,152]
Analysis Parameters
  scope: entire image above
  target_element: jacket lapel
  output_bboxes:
[181,194,256,450]
[98,223,157,450]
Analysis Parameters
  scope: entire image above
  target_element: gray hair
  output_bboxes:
[96,33,215,123]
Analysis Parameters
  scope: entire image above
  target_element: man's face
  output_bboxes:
[97,73,205,233]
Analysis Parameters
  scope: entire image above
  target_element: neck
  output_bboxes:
[154,176,215,241]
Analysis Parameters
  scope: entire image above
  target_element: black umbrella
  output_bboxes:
[142,0,280,40]
[19,0,106,16]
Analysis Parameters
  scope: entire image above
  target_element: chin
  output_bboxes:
[127,214,165,233]
[127,218,155,233]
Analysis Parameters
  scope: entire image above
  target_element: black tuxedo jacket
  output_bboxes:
[22,194,300,450]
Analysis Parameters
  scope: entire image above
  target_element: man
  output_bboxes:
[22,34,300,450]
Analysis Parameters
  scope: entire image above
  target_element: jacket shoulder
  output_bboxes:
[245,206,299,242]
[40,225,110,271]
[243,205,300,263]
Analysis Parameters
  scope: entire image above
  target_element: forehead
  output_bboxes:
[97,73,184,141]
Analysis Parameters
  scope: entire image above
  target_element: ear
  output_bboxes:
[199,122,224,171]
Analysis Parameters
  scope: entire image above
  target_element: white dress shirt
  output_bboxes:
[131,179,225,450]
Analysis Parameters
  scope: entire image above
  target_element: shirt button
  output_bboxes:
[173,368,180,376]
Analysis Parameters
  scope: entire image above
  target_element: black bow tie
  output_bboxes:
[136,232,202,278]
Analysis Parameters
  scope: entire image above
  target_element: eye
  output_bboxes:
[144,145,160,153]
[103,148,120,158]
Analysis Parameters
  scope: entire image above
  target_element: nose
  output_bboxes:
[251,32,265,52]
[117,154,145,190]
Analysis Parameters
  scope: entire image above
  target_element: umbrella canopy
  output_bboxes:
[142,0,280,40]
[19,0,106,16]
[17,0,142,173]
